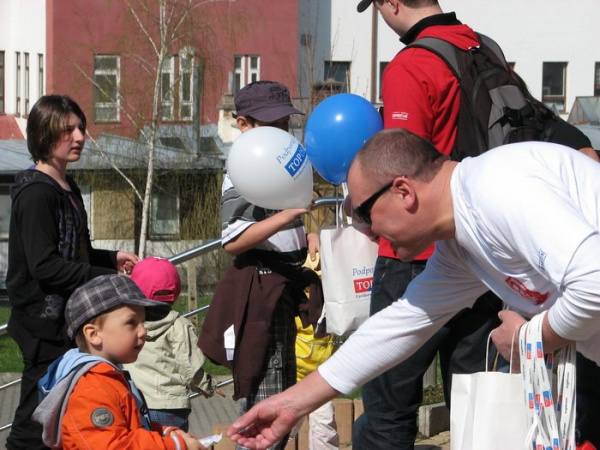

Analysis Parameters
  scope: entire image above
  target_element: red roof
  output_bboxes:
[0,115,24,139]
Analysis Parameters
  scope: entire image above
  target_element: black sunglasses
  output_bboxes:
[353,180,394,225]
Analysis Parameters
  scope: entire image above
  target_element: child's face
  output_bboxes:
[95,305,147,364]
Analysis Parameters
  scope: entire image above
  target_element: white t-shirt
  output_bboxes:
[320,142,600,394]
[220,173,307,266]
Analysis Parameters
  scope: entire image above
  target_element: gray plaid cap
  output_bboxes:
[65,274,170,339]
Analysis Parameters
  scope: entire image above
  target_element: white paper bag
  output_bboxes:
[450,371,529,450]
[319,226,378,336]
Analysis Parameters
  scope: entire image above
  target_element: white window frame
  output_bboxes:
[179,54,194,121]
[93,55,120,122]
[150,189,180,237]
[542,61,567,113]
[0,51,5,113]
[24,53,30,115]
[233,55,260,93]
[160,55,175,120]
[324,60,351,93]
[38,54,44,98]
[15,52,21,115]
[594,62,600,97]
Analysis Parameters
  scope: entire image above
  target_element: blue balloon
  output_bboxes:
[305,93,383,184]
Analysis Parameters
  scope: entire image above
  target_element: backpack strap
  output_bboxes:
[402,33,511,79]
[477,33,511,71]
[404,37,463,79]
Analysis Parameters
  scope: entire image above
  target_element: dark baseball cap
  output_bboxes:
[234,81,304,122]
[357,0,374,12]
[65,274,170,339]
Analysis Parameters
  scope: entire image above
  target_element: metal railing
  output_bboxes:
[0,196,342,432]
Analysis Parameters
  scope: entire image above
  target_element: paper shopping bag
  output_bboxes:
[319,226,378,336]
[450,371,529,450]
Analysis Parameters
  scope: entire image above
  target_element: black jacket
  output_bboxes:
[7,169,116,341]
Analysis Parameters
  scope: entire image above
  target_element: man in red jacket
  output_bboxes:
[353,2,599,449]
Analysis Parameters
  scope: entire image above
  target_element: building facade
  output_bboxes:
[306,0,600,118]
[2,0,600,284]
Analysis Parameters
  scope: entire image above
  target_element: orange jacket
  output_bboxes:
[61,362,187,449]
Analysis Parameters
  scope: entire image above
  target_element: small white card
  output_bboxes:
[224,325,235,361]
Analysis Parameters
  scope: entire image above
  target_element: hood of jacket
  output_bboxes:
[33,349,113,449]
[143,309,179,341]
[10,168,78,202]
[38,348,110,400]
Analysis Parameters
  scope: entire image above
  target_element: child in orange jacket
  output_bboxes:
[32,274,204,450]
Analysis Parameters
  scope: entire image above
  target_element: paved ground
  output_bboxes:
[0,372,449,449]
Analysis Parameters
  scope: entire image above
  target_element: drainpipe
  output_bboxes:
[370,6,378,103]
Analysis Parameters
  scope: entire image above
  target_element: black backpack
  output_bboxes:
[404,33,559,161]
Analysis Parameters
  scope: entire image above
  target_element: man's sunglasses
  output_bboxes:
[352,180,394,225]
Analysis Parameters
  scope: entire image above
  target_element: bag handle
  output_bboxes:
[485,323,518,373]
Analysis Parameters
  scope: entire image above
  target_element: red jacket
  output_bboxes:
[379,14,480,259]
[61,362,187,449]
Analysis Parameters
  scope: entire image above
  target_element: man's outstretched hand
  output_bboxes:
[227,371,340,449]
[227,392,300,449]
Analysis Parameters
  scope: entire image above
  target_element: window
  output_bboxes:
[0,185,10,238]
[324,61,350,92]
[233,55,260,93]
[93,55,120,122]
[38,54,44,98]
[0,51,5,113]
[379,61,389,100]
[159,51,195,122]
[594,63,600,97]
[542,62,567,113]
[179,54,193,120]
[24,53,30,115]
[150,189,179,237]
[15,52,21,115]
[160,55,175,120]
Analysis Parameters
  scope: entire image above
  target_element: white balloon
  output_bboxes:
[227,127,314,210]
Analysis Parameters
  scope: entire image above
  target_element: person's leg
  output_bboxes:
[438,290,503,407]
[148,408,191,432]
[237,292,296,450]
[353,257,438,450]
[6,319,71,450]
[576,352,600,448]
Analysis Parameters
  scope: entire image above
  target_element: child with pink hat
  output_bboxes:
[125,257,218,431]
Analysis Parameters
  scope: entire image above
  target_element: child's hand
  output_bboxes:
[215,387,226,398]
[277,208,309,223]
[116,251,139,275]
[173,429,204,449]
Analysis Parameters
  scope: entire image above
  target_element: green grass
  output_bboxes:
[0,307,23,373]
[0,293,230,376]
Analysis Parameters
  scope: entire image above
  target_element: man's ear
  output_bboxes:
[82,323,102,347]
[392,176,417,211]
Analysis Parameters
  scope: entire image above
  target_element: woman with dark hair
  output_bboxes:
[5,95,139,450]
